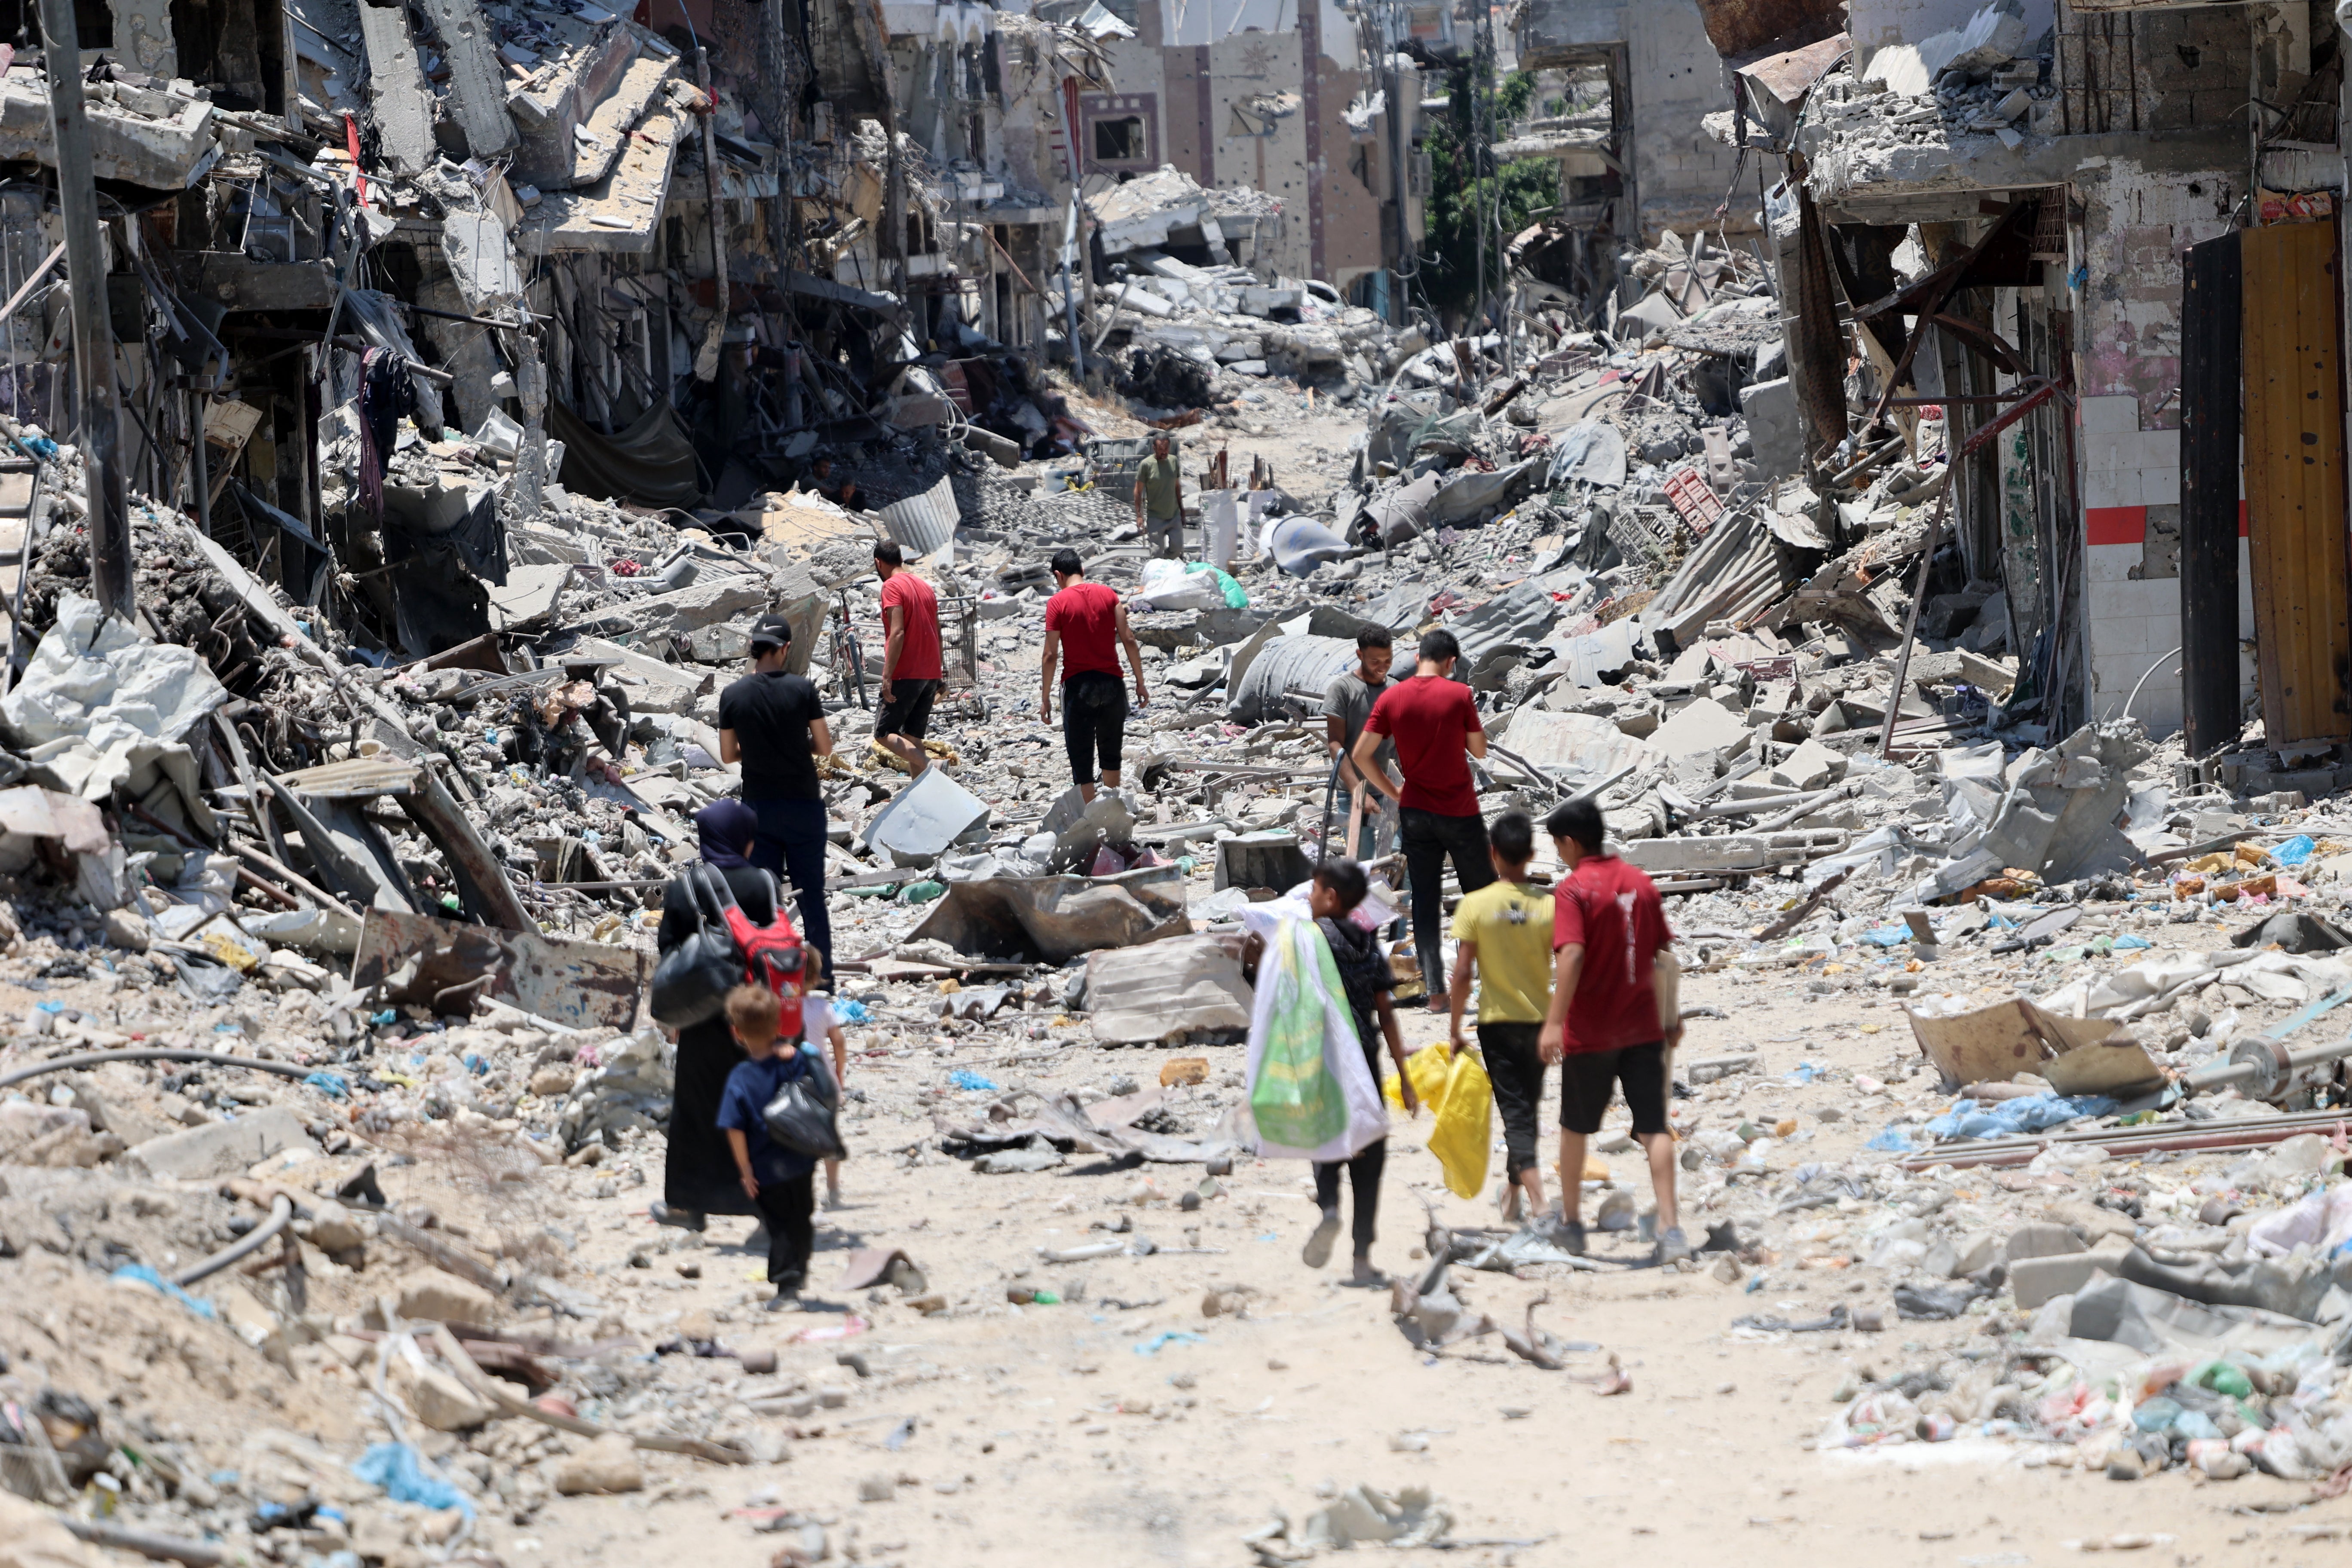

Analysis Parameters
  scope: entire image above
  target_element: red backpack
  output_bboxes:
[686,865,809,1034]
[721,870,808,1036]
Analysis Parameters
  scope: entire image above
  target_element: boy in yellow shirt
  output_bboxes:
[1446,810,1556,1222]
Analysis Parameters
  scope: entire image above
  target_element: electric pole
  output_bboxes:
[35,0,130,621]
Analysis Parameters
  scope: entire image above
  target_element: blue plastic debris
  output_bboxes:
[110,1265,218,1320]
[34,999,63,1014]
[948,1068,999,1092]
[370,1009,398,1026]
[2274,834,2317,867]
[463,1054,487,1075]
[1861,925,1911,948]
[303,1072,350,1100]
[1924,1092,2120,1141]
[1133,1331,1206,1356]
[1783,1063,1820,1085]
[351,1443,474,1517]
[1864,1125,1917,1153]
[2113,933,2153,950]
[836,998,874,1024]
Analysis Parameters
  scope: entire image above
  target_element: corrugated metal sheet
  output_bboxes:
[2242,220,2349,747]
[1226,634,1360,723]
[877,475,960,556]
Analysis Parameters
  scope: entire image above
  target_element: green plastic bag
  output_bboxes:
[1248,920,1351,1149]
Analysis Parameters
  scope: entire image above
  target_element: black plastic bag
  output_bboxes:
[762,1051,845,1161]
[649,864,741,1027]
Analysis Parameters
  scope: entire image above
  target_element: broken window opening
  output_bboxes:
[169,0,288,112]
[1091,115,1145,162]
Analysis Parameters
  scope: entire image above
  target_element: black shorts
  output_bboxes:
[874,678,940,741]
[1558,1041,1668,1137]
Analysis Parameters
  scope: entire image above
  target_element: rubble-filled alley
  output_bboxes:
[11,0,2352,1558]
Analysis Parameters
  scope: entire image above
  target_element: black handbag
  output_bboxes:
[761,1050,845,1161]
[649,863,743,1027]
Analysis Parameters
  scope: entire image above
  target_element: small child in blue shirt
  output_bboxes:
[716,984,821,1310]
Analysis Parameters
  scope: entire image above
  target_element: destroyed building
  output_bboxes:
[1084,0,1441,304]
[1512,0,1769,245]
[1649,0,2352,784]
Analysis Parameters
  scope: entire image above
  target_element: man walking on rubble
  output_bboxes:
[1352,629,1494,1010]
[1538,795,1687,1265]
[718,615,836,971]
[873,540,943,779]
[1323,625,1396,860]
[1133,434,1187,559]
[1040,547,1148,803]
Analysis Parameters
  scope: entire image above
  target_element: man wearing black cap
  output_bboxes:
[718,616,836,969]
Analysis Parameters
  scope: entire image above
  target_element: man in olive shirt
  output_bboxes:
[1133,435,1185,559]
[1323,625,1396,859]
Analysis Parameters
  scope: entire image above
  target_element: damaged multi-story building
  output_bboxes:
[0,0,1158,661]
[1075,0,1443,306]
[1629,0,2352,782]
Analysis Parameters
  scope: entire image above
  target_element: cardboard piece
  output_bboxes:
[1903,995,2163,1096]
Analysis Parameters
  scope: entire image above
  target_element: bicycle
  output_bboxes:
[830,589,869,708]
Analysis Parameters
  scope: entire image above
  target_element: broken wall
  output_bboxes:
[1847,0,2053,77]
[2071,160,2247,740]
[1517,0,1751,241]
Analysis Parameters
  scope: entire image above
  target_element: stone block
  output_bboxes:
[626,576,770,634]
[553,1433,643,1494]
[2044,1199,2138,1244]
[392,1265,499,1326]
[1923,1229,2000,1280]
[1738,377,1801,478]
[297,1199,369,1253]
[389,1358,496,1431]
[2010,1237,2132,1310]
[127,1107,314,1180]
[2003,1222,2086,1262]
[1769,737,1845,792]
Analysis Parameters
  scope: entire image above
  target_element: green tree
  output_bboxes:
[1417,66,1555,319]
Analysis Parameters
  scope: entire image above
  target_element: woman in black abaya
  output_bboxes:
[650,799,777,1230]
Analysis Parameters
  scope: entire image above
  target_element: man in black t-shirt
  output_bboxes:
[717,616,836,969]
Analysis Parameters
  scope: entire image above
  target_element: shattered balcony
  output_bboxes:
[0,61,221,187]
[1783,3,2259,218]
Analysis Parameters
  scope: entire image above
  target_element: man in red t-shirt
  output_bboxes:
[1352,628,1495,1009]
[1040,548,1149,802]
[873,540,944,778]
[1539,794,1686,1265]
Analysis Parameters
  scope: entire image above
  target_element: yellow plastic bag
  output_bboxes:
[1428,1054,1492,1200]
[1384,1042,1452,1111]
[1384,1044,1492,1199]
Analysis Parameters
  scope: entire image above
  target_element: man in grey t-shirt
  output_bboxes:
[1323,625,1397,858]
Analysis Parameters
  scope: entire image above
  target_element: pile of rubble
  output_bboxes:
[17,103,2352,1556]
[1072,167,1399,416]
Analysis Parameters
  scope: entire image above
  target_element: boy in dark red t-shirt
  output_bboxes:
[1538,795,1687,1266]
[873,541,943,778]
[1040,548,1149,802]
[1353,628,1496,1007]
